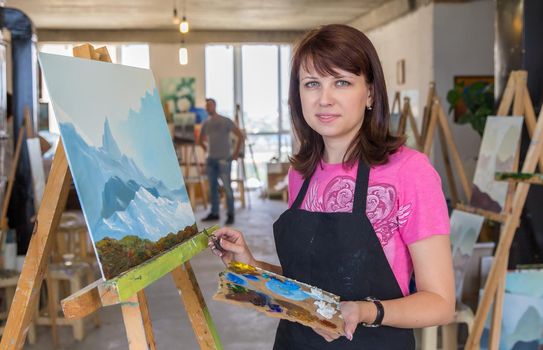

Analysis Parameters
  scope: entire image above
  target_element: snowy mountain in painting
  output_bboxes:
[97,187,194,240]
[58,90,194,242]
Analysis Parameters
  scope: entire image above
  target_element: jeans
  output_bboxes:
[206,158,234,217]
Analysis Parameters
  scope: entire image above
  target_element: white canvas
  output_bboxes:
[470,116,523,213]
[26,138,45,211]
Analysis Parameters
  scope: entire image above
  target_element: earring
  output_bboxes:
[366,105,373,111]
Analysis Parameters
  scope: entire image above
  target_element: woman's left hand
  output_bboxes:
[340,301,364,341]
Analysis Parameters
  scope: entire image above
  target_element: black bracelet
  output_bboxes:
[361,297,384,327]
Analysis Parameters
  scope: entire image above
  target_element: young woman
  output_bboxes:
[209,24,454,349]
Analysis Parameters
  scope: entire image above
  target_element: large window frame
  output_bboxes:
[205,43,292,162]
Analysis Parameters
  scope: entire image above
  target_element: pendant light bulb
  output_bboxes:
[172,8,181,25]
[179,47,188,65]
[179,16,189,34]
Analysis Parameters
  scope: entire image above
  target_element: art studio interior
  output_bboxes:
[0,0,542,349]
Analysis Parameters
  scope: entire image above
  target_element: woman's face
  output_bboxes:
[299,63,372,147]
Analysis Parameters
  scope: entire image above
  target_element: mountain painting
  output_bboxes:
[450,210,485,301]
[470,116,523,213]
[39,53,197,280]
[481,269,543,350]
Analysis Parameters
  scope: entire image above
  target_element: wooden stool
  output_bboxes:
[420,303,474,350]
[231,178,246,209]
[35,211,100,344]
[186,176,208,210]
[0,270,36,344]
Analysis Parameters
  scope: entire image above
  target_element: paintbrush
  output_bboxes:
[204,228,225,253]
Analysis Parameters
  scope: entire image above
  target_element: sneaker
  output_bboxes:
[202,213,219,222]
[225,215,234,225]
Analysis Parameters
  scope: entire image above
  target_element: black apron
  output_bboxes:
[272,160,415,350]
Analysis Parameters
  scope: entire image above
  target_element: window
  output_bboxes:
[205,44,292,187]
[205,45,234,118]
[120,44,150,69]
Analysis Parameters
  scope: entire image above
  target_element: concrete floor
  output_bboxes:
[24,192,285,350]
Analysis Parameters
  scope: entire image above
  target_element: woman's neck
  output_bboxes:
[322,137,350,164]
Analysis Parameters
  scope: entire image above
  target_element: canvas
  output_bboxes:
[39,53,197,280]
[26,138,46,212]
[214,262,344,335]
[449,209,485,301]
[172,111,196,144]
[470,116,523,213]
[160,77,196,115]
[400,89,420,148]
[481,269,543,350]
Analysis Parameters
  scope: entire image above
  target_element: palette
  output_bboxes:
[213,262,344,335]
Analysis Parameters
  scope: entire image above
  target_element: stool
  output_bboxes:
[35,210,100,344]
[0,269,36,344]
[420,302,474,350]
[231,178,246,209]
[186,176,208,210]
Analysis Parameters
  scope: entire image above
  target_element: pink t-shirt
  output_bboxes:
[288,146,450,296]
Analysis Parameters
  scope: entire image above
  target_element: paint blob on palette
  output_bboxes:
[213,262,344,334]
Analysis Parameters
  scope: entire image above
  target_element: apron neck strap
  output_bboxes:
[291,159,370,212]
[352,159,369,213]
[291,171,312,209]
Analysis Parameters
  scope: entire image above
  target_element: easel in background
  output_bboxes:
[392,85,471,207]
[464,70,543,350]
[390,91,422,149]
[0,44,222,350]
[0,107,36,344]
[233,103,251,208]
[178,142,208,210]
[420,84,472,207]
[0,108,31,248]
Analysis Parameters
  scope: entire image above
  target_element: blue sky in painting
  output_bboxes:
[39,53,195,245]
[39,53,180,190]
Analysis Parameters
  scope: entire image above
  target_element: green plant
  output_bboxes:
[446,81,494,136]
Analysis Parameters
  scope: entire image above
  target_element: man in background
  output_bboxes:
[199,98,243,225]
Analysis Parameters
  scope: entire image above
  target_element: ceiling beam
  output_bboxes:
[36,29,305,44]
[348,0,433,32]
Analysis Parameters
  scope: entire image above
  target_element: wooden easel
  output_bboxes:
[179,142,209,210]
[397,83,471,207]
[464,70,543,350]
[390,91,422,149]
[0,108,31,250]
[423,95,473,207]
[0,44,222,350]
[232,104,247,209]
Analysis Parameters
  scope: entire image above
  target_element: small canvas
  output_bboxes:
[172,112,196,144]
[470,116,523,213]
[400,89,420,148]
[449,210,485,300]
[160,77,196,115]
[26,138,46,211]
[39,53,198,280]
[214,262,344,335]
[481,269,543,350]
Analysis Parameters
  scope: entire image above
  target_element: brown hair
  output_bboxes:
[289,24,405,178]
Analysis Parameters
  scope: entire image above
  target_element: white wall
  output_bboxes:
[353,1,494,203]
[363,4,435,132]
[149,43,207,108]
[433,0,494,202]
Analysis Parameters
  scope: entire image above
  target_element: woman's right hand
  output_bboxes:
[208,227,257,267]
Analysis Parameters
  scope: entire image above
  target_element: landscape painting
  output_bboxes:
[172,111,196,144]
[449,210,485,300]
[214,261,344,334]
[470,116,523,213]
[39,53,197,280]
[481,269,543,350]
